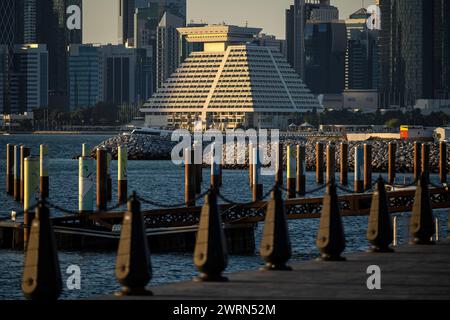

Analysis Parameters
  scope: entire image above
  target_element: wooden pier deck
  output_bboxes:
[98,238,450,300]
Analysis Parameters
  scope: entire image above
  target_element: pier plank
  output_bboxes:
[96,239,450,300]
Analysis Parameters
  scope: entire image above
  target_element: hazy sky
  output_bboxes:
[82,0,376,44]
[187,0,376,39]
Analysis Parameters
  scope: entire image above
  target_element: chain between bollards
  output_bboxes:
[137,188,212,209]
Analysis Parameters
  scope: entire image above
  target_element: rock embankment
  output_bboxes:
[90,134,449,173]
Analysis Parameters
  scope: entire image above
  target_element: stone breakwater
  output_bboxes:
[91,134,175,160]
[91,134,449,174]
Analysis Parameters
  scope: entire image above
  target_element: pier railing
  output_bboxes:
[46,183,449,229]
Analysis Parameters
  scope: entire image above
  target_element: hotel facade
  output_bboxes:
[141,25,321,131]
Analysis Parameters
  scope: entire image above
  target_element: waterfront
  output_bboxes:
[0,134,448,300]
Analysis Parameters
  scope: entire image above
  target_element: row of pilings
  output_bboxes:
[4,143,129,247]
[4,140,449,249]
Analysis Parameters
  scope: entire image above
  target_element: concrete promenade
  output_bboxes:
[100,239,450,300]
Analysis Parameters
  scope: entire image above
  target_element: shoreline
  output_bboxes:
[91,133,449,174]
[1,131,121,135]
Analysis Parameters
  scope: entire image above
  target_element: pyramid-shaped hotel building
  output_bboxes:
[141,25,322,130]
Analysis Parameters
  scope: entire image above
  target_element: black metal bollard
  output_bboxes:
[316,181,346,261]
[367,177,394,252]
[410,173,435,245]
[260,186,292,271]
[115,192,153,296]
[193,190,228,282]
[21,200,62,300]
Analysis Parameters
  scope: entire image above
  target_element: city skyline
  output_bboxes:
[83,0,374,44]
[189,0,374,38]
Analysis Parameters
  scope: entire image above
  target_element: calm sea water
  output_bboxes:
[0,134,448,300]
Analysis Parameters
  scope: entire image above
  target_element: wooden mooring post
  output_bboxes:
[364,144,372,191]
[340,142,348,186]
[439,141,447,184]
[6,144,14,195]
[316,142,324,185]
[296,145,306,196]
[118,145,128,204]
[185,148,196,207]
[210,144,220,194]
[13,145,21,202]
[82,143,88,157]
[252,146,263,202]
[107,152,112,201]
[248,143,253,188]
[421,143,430,181]
[326,144,336,193]
[96,148,108,211]
[286,145,296,199]
[194,142,203,194]
[20,146,31,204]
[275,143,283,187]
[354,146,364,193]
[79,156,94,214]
[40,144,49,199]
[414,141,422,183]
[388,142,396,185]
[24,156,39,249]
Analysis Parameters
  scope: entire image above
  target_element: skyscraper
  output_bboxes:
[10,44,49,113]
[156,12,184,89]
[0,45,8,114]
[134,5,160,49]
[380,0,450,108]
[304,20,347,94]
[345,8,379,90]
[136,0,186,20]
[68,44,103,110]
[24,0,81,111]
[135,0,186,90]
[0,0,19,48]
[0,0,24,114]
[286,0,305,78]
[286,0,339,79]
[119,0,136,45]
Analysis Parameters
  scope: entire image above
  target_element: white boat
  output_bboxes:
[131,127,173,137]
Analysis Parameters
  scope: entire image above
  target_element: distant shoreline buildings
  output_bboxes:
[1,0,449,124]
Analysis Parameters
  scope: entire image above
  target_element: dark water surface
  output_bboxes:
[0,134,448,300]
